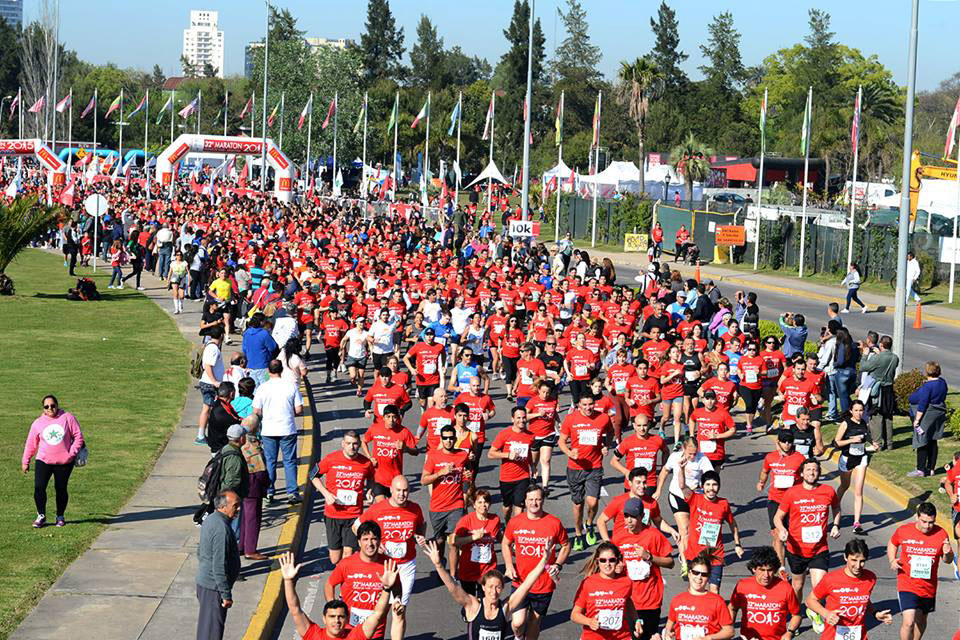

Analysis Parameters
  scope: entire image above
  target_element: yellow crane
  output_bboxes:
[909,150,957,221]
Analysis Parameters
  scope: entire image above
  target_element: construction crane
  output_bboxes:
[909,150,957,221]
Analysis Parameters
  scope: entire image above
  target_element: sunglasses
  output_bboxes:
[441,435,456,441]
[43,404,57,409]
[689,569,709,577]
[597,557,618,564]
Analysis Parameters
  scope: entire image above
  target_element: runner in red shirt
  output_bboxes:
[513,343,547,407]
[281,550,397,640]
[451,490,501,594]
[565,332,600,407]
[571,543,642,640]
[597,468,676,543]
[610,414,668,492]
[499,316,525,400]
[698,362,738,412]
[737,341,765,434]
[484,307,509,379]
[359,406,419,501]
[775,360,820,426]
[943,450,960,541]
[322,310,349,383]
[416,388,454,451]
[502,486,571,640]
[677,468,743,592]
[489,406,536,521]
[421,424,471,570]
[659,345,686,444]
[806,539,893,639]
[363,368,412,423]
[403,329,446,410]
[558,395,612,551]
[639,326,670,378]
[886,502,954,640]
[759,337,787,428]
[312,431,374,564]
[624,361,661,424]
[453,376,497,444]
[664,551,734,640]
[756,430,805,568]
[729,546,801,640]
[526,380,560,490]
[688,391,736,469]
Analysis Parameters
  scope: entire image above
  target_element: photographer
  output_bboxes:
[778,312,808,359]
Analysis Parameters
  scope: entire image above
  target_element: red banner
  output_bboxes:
[168,143,190,166]
[268,147,289,170]
[202,138,262,154]
[0,139,37,154]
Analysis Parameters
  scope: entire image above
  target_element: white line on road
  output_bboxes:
[917,342,938,349]
[600,486,608,497]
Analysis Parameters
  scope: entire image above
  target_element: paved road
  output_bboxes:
[276,353,960,640]
[615,263,960,381]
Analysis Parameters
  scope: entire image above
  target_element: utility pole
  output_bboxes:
[520,0,535,221]
[259,0,270,192]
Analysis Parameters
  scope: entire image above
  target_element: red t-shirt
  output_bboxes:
[730,576,800,640]
[573,574,634,640]
[699,377,737,411]
[499,328,525,358]
[760,349,787,383]
[613,525,671,610]
[890,522,949,598]
[559,410,612,470]
[690,407,734,463]
[625,376,660,418]
[778,376,819,422]
[491,428,536,482]
[362,422,417,486]
[364,383,409,423]
[606,364,636,396]
[659,362,685,400]
[780,483,839,557]
[326,553,389,636]
[602,492,662,538]
[685,492,733,564]
[419,406,454,451]
[948,464,960,513]
[640,339,670,375]
[408,341,445,386]
[526,396,559,438]
[668,591,733,639]
[503,512,569,594]
[515,358,546,398]
[566,348,598,381]
[454,511,501,582]
[303,622,366,640]
[615,433,664,488]
[423,448,470,511]
[322,317,348,348]
[357,500,425,564]
[811,569,878,640]
[314,451,374,519]
[762,451,806,503]
[453,391,496,442]
[738,355,766,390]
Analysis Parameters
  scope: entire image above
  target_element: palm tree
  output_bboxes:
[615,57,663,194]
[670,133,714,209]
[0,196,63,295]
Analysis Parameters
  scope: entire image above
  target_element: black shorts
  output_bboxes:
[683,382,700,397]
[417,384,439,400]
[786,550,830,575]
[500,478,530,509]
[532,434,558,450]
[809,408,824,422]
[429,507,465,540]
[899,590,936,614]
[767,501,785,530]
[739,385,761,413]
[566,468,602,505]
[516,590,553,616]
[636,608,662,640]
[372,352,392,371]
[324,516,358,551]
[371,482,391,499]
[668,493,689,514]
[301,320,316,333]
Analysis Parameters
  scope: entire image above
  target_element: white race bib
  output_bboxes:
[766,368,778,378]
[698,521,721,546]
[680,624,709,640]
[509,442,530,459]
[574,365,588,377]
[796,443,811,456]
[684,370,699,381]
[376,402,388,416]
[773,474,794,489]
[597,609,623,631]
[699,439,717,454]
[349,607,374,627]
[578,430,599,446]
[614,380,627,394]
[422,361,437,375]
[467,420,481,432]
[801,525,823,544]
[849,442,866,456]
[626,559,651,581]
[909,555,933,580]
[745,370,758,384]
[520,370,533,385]
[385,540,407,559]
[336,489,358,506]
[836,625,862,640]
[635,457,654,472]
[478,629,501,640]
[787,403,800,416]
[471,543,493,564]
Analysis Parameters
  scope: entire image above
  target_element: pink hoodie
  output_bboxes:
[22,411,84,466]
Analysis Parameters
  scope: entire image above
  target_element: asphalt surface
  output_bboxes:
[276,348,960,640]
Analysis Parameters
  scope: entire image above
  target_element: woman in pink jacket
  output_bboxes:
[22,395,85,528]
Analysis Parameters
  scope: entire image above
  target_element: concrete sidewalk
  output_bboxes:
[12,266,311,640]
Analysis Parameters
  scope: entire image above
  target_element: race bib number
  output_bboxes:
[614,380,627,394]
[509,442,530,459]
[478,629,501,640]
[698,521,721,546]
[836,625,862,640]
[376,402,388,416]
[578,430,599,446]
[384,540,407,559]
[699,439,717,454]
[680,625,709,640]
[349,607,374,627]
[597,609,623,631]
[423,361,437,375]
[796,443,811,456]
[766,368,779,378]
[909,555,933,580]
[745,370,758,384]
[467,420,481,433]
[801,525,823,544]
[684,370,699,381]
[520,371,533,385]
[336,489,358,506]
[849,442,866,456]
[574,365,588,377]
[635,457,655,472]
[787,403,800,416]
[471,543,493,564]
[626,559,651,581]
[773,474,794,489]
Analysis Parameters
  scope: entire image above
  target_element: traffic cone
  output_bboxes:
[695,263,701,284]
[914,302,923,329]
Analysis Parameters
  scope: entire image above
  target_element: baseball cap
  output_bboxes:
[226,424,246,439]
[623,497,645,519]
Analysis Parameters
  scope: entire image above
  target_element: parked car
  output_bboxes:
[712,192,746,204]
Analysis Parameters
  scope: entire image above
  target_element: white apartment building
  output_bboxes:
[182,9,224,78]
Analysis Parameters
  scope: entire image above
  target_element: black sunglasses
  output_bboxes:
[440,435,456,441]
[43,404,57,409]
[689,569,709,577]
[597,557,618,564]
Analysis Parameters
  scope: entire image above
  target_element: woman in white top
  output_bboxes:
[461,313,487,367]
[340,316,371,397]
[654,436,714,566]
[280,336,308,387]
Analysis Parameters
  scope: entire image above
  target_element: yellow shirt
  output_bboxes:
[209,278,232,301]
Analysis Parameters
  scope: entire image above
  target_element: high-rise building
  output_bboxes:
[182,10,224,78]
[0,0,23,30]
[244,37,355,79]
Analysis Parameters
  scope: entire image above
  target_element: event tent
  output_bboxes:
[464,160,509,189]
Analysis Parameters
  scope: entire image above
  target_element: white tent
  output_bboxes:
[542,159,573,192]
[464,160,508,189]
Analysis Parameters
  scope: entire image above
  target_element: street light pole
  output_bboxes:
[259,1,270,193]
[893,0,920,368]
[520,0,535,221]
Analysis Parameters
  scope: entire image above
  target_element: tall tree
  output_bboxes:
[269,7,305,43]
[616,57,663,192]
[670,133,713,206]
[553,0,601,85]
[698,12,744,94]
[409,15,445,88]
[359,0,405,83]
[649,1,687,90]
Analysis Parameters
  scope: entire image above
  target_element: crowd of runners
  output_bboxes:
[37,172,959,640]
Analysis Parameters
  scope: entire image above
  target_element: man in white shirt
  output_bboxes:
[196,326,225,446]
[341,316,371,396]
[906,251,922,304]
[369,308,399,371]
[154,224,174,280]
[253,359,304,504]
[271,302,299,347]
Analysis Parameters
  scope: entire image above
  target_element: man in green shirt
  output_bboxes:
[860,335,899,450]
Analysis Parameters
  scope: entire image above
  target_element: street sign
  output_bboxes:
[508,219,538,238]
[75,148,86,159]
[84,194,109,218]
[715,225,746,246]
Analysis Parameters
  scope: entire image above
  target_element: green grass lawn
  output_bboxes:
[0,249,190,639]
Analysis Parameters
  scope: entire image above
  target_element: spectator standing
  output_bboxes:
[154,223,174,280]
[908,362,949,478]
[206,383,241,456]
[907,251,922,304]
[253,360,304,504]
[778,313,808,359]
[196,327,225,446]
[196,491,241,640]
[217,425,249,541]
[239,414,270,560]
[859,335,898,451]
[241,313,278,387]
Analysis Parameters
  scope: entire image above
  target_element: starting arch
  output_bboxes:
[0,138,66,186]
[156,134,294,203]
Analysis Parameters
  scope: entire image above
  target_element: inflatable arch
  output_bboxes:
[155,134,294,203]
[0,138,67,186]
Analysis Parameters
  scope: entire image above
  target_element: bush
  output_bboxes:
[893,369,925,414]
[948,408,960,441]
[758,319,817,355]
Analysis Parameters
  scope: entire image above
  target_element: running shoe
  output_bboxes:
[853,523,866,536]
[32,514,46,528]
[55,516,66,527]
[193,436,207,446]
[746,425,753,435]
[807,610,825,634]
[906,469,925,478]
[585,529,599,546]
[679,556,688,579]
[572,536,584,552]
[841,309,849,314]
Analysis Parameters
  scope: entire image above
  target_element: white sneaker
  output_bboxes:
[861,307,868,314]
[137,286,145,291]
[118,283,124,289]
[108,285,115,289]
[841,309,849,314]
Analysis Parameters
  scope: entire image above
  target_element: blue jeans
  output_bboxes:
[261,434,299,498]
[109,266,123,286]
[156,249,172,280]
[826,373,839,418]
[832,367,855,416]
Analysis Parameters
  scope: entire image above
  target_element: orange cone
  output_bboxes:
[914,302,923,329]
[695,263,701,284]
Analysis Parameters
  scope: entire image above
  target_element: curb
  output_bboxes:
[242,380,320,640]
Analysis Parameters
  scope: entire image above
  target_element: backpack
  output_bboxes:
[190,346,205,379]
[197,447,237,504]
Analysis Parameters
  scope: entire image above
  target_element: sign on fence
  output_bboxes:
[939,236,960,263]
[624,233,648,253]
[508,219,539,238]
[715,225,746,246]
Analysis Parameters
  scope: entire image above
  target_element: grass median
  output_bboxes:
[0,249,190,639]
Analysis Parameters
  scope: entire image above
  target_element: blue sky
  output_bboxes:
[34,0,959,90]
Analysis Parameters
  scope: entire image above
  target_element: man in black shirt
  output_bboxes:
[538,333,565,387]
[641,300,673,339]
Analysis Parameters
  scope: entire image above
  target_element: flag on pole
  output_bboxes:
[800,88,812,156]
[447,98,460,137]
[58,175,76,206]
[850,88,861,155]
[759,89,767,148]
[321,97,335,130]
[945,95,960,159]
[591,93,601,147]
[28,96,45,113]
[55,93,71,113]
[240,96,253,119]
[105,94,122,118]
[522,97,533,144]
[297,94,312,131]
[555,93,563,146]
[267,100,280,127]
[156,94,172,124]
[8,92,18,117]
[411,96,429,129]
[178,95,198,119]
[127,94,147,118]
[387,93,399,134]
[354,97,366,134]
[481,92,494,140]
[80,94,96,118]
